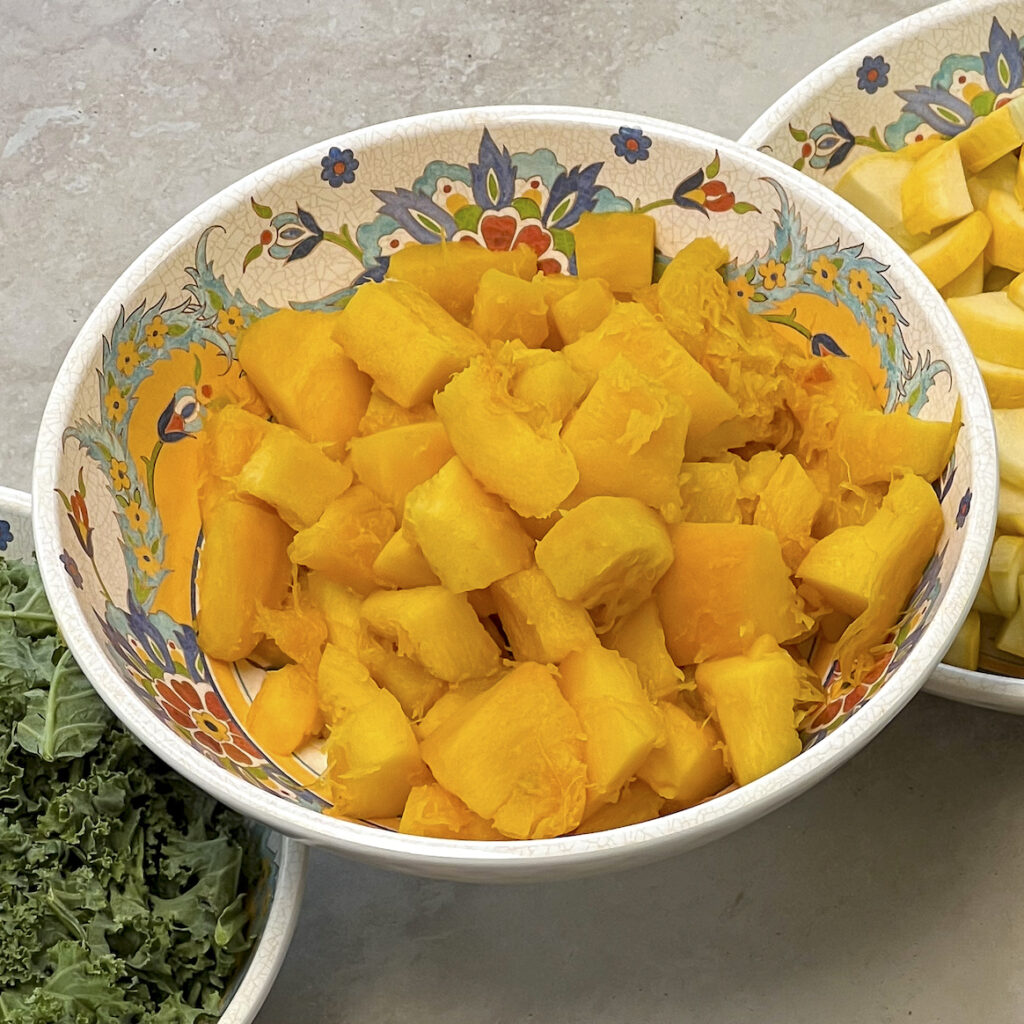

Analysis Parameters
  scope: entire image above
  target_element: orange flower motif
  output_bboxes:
[110,459,131,492]
[217,305,246,336]
[875,307,895,335]
[849,268,874,301]
[133,543,160,577]
[729,275,755,302]
[104,386,127,422]
[116,341,140,376]
[811,254,836,292]
[758,259,787,290]
[143,315,169,348]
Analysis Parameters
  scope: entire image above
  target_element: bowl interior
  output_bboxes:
[33,107,996,876]
[740,0,1020,702]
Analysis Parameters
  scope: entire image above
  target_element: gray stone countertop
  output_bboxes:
[4,1,1024,1021]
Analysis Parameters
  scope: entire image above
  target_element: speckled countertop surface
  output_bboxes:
[5,1,1024,1021]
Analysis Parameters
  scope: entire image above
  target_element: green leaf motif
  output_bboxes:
[167,322,188,337]
[998,54,1011,90]
[705,151,721,179]
[972,91,996,117]
[193,353,203,385]
[549,196,572,224]
[242,243,264,272]
[789,125,808,142]
[793,156,806,172]
[207,290,224,311]
[413,211,444,236]
[486,168,500,204]
[511,197,542,221]
[549,227,575,256]
[454,204,483,232]
[732,202,760,214]
[251,197,273,220]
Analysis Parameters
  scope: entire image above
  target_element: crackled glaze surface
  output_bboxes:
[741,0,1022,711]
[32,108,997,880]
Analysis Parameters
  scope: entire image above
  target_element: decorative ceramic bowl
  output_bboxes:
[31,106,996,882]
[741,0,1023,712]
[0,491,307,1021]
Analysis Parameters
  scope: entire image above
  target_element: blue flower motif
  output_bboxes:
[60,550,83,589]
[157,386,203,443]
[268,208,324,262]
[0,520,12,552]
[611,127,652,164]
[956,488,972,529]
[810,332,846,357]
[321,147,359,188]
[857,55,890,94]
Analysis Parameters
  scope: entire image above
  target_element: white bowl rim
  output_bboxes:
[739,0,1022,712]
[30,104,999,877]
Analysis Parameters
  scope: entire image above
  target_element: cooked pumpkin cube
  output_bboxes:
[798,474,943,670]
[655,522,812,664]
[196,497,293,662]
[413,676,497,742]
[359,636,447,719]
[371,530,440,589]
[318,644,426,818]
[288,485,396,595]
[532,270,581,347]
[232,422,353,529]
[386,240,537,323]
[900,139,972,235]
[347,420,454,517]
[236,308,371,457]
[252,599,328,673]
[338,279,487,407]
[201,404,271,478]
[911,209,991,290]
[573,211,656,293]
[561,356,690,512]
[694,635,820,785]
[304,572,363,654]
[470,268,550,347]
[678,461,742,524]
[833,408,956,486]
[399,783,505,840]
[564,302,738,448]
[573,780,665,834]
[559,646,665,812]
[602,598,687,700]
[490,566,597,664]
[247,663,323,757]
[985,188,1024,272]
[550,277,615,344]
[419,661,588,839]
[360,585,501,683]
[752,454,823,571]
[957,93,1024,173]
[402,456,534,592]
[635,701,731,806]
[534,495,674,629]
[434,355,579,517]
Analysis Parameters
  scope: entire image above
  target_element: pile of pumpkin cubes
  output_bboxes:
[195,212,953,840]
[835,94,1024,668]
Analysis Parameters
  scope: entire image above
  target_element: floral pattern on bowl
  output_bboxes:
[32,108,996,880]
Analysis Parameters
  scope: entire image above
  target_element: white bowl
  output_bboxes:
[0,492,307,1021]
[31,106,996,881]
[740,0,1023,712]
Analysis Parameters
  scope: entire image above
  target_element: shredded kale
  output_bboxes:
[0,557,261,1023]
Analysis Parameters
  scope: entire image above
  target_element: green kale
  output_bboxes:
[0,557,261,1023]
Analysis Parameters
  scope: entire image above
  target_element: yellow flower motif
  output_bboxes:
[143,315,169,348]
[849,268,875,301]
[759,259,787,290]
[110,459,131,492]
[875,307,896,335]
[192,710,231,743]
[133,544,160,577]
[116,341,140,376]
[729,275,755,302]
[104,386,127,422]
[811,254,837,292]
[125,500,150,532]
[217,305,246,336]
